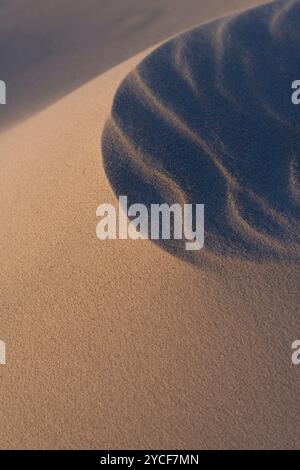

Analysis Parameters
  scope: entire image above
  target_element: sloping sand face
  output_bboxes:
[0,1,299,450]
[103,0,300,265]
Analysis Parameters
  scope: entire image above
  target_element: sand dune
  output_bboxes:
[103,0,300,266]
[0,0,299,450]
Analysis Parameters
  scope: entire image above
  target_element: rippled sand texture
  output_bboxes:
[103,0,300,266]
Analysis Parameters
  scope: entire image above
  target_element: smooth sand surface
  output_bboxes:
[0,0,299,449]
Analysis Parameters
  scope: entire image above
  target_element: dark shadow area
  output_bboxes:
[0,0,265,131]
[103,0,300,266]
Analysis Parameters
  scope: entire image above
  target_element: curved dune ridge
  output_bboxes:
[102,0,300,265]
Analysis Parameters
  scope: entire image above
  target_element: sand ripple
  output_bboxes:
[102,0,300,265]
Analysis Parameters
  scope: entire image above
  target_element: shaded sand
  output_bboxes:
[0,1,299,450]
[0,0,267,131]
[103,0,300,266]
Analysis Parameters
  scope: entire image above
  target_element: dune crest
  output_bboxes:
[103,0,300,265]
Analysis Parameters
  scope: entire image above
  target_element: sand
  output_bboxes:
[0,0,299,450]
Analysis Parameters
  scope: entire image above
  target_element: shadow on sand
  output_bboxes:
[103,0,300,267]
